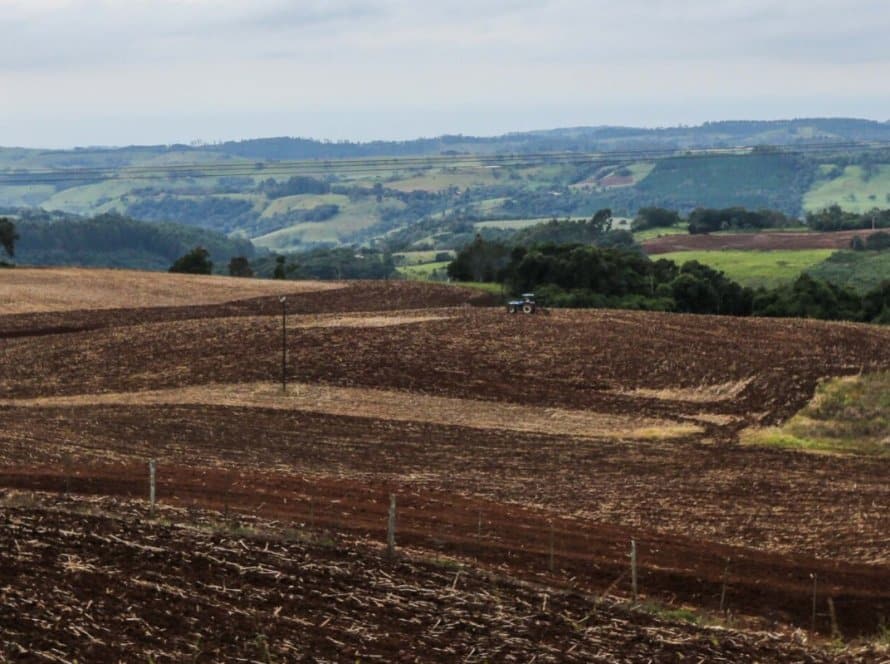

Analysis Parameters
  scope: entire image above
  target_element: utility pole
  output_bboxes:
[279,296,287,393]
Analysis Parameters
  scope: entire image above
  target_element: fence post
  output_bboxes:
[548,521,555,573]
[720,559,730,614]
[631,539,638,602]
[148,459,156,514]
[827,597,840,640]
[811,573,818,636]
[387,493,397,557]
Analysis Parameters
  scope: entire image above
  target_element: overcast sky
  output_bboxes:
[1,0,889,147]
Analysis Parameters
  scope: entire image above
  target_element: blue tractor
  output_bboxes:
[506,293,538,314]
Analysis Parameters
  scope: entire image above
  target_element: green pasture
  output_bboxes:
[254,198,404,249]
[386,166,499,192]
[658,249,835,289]
[394,250,453,265]
[261,193,351,218]
[804,164,890,213]
[633,224,688,241]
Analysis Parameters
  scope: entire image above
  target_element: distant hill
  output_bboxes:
[3,118,890,256]
[5,209,254,271]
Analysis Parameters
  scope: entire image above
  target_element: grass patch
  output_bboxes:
[639,601,701,625]
[453,281,504,295]
[658,249,835,289]
[253,198,405,249]
[742,372,889,456]
[806,250,890,294]
[633,224,689,241]
[386,166,498,192]
[260,193,350,218]
[394,250,453,266]
[475,218,553,230]
[804,164,890,213]
[398,261,450,280]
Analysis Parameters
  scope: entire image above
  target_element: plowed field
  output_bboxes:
[1,271,888,659]
[643,229,876,254]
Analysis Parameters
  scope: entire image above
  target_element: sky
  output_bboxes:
[1,0,889,148]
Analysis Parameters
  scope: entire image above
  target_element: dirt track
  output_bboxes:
[643,229,876,254]
[1,277,888,655]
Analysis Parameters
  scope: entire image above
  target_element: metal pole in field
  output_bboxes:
[149,459,156,514]
[631,539,638,602]
[279,296,287,393]
[387,494,397,557]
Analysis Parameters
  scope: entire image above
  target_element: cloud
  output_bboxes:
[1,0,889,146]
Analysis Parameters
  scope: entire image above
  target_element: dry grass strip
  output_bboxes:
[1,382,701,440]
[0,268,343,314]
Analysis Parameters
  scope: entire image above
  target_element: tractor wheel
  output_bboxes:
[522,303,534,314]
[508,305,517,314]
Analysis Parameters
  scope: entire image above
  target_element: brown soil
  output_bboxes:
[0,382,699,440]
[643,229,878,254]
[2,494,875,663]
[0,276,888,655]
[0,267,342,314]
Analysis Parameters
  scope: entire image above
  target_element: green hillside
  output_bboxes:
[9,211,254,271]
[806,250,890,293]
[3,120,890,259]
[804,165,890,213]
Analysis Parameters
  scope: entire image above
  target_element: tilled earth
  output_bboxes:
[642,229,878,254]
[0,495,881,663]
[0,277,889,658]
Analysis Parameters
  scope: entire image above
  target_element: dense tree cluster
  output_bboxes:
[252,247,396,280]
[447,236,888,324]
[687,207,797,234]
[631,207,682,231]
[169,246,213,274]
[258,176,330,199]
[851,231,890,251]
[11,212,253,271]
[228,256,254,277]
[126,196,256,233]
[806,205,890,231]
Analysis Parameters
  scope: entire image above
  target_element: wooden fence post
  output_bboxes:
[548,521,555,573]
[827,597,840,640]
[387,493,397,557]
[148,459,156,514]
[720,559,730,614]
[811,573,818,636]
[631,539,638,602]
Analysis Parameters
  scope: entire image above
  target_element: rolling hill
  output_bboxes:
[4,118,890,260]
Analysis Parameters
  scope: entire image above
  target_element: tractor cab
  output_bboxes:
[507,293,537,314]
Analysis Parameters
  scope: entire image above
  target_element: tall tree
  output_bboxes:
[228,256,254,277]
[169,246,213,274]
[0,217,18,259]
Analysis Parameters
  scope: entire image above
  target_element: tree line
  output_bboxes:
[447,237,889,324]
[0,213,254,271]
